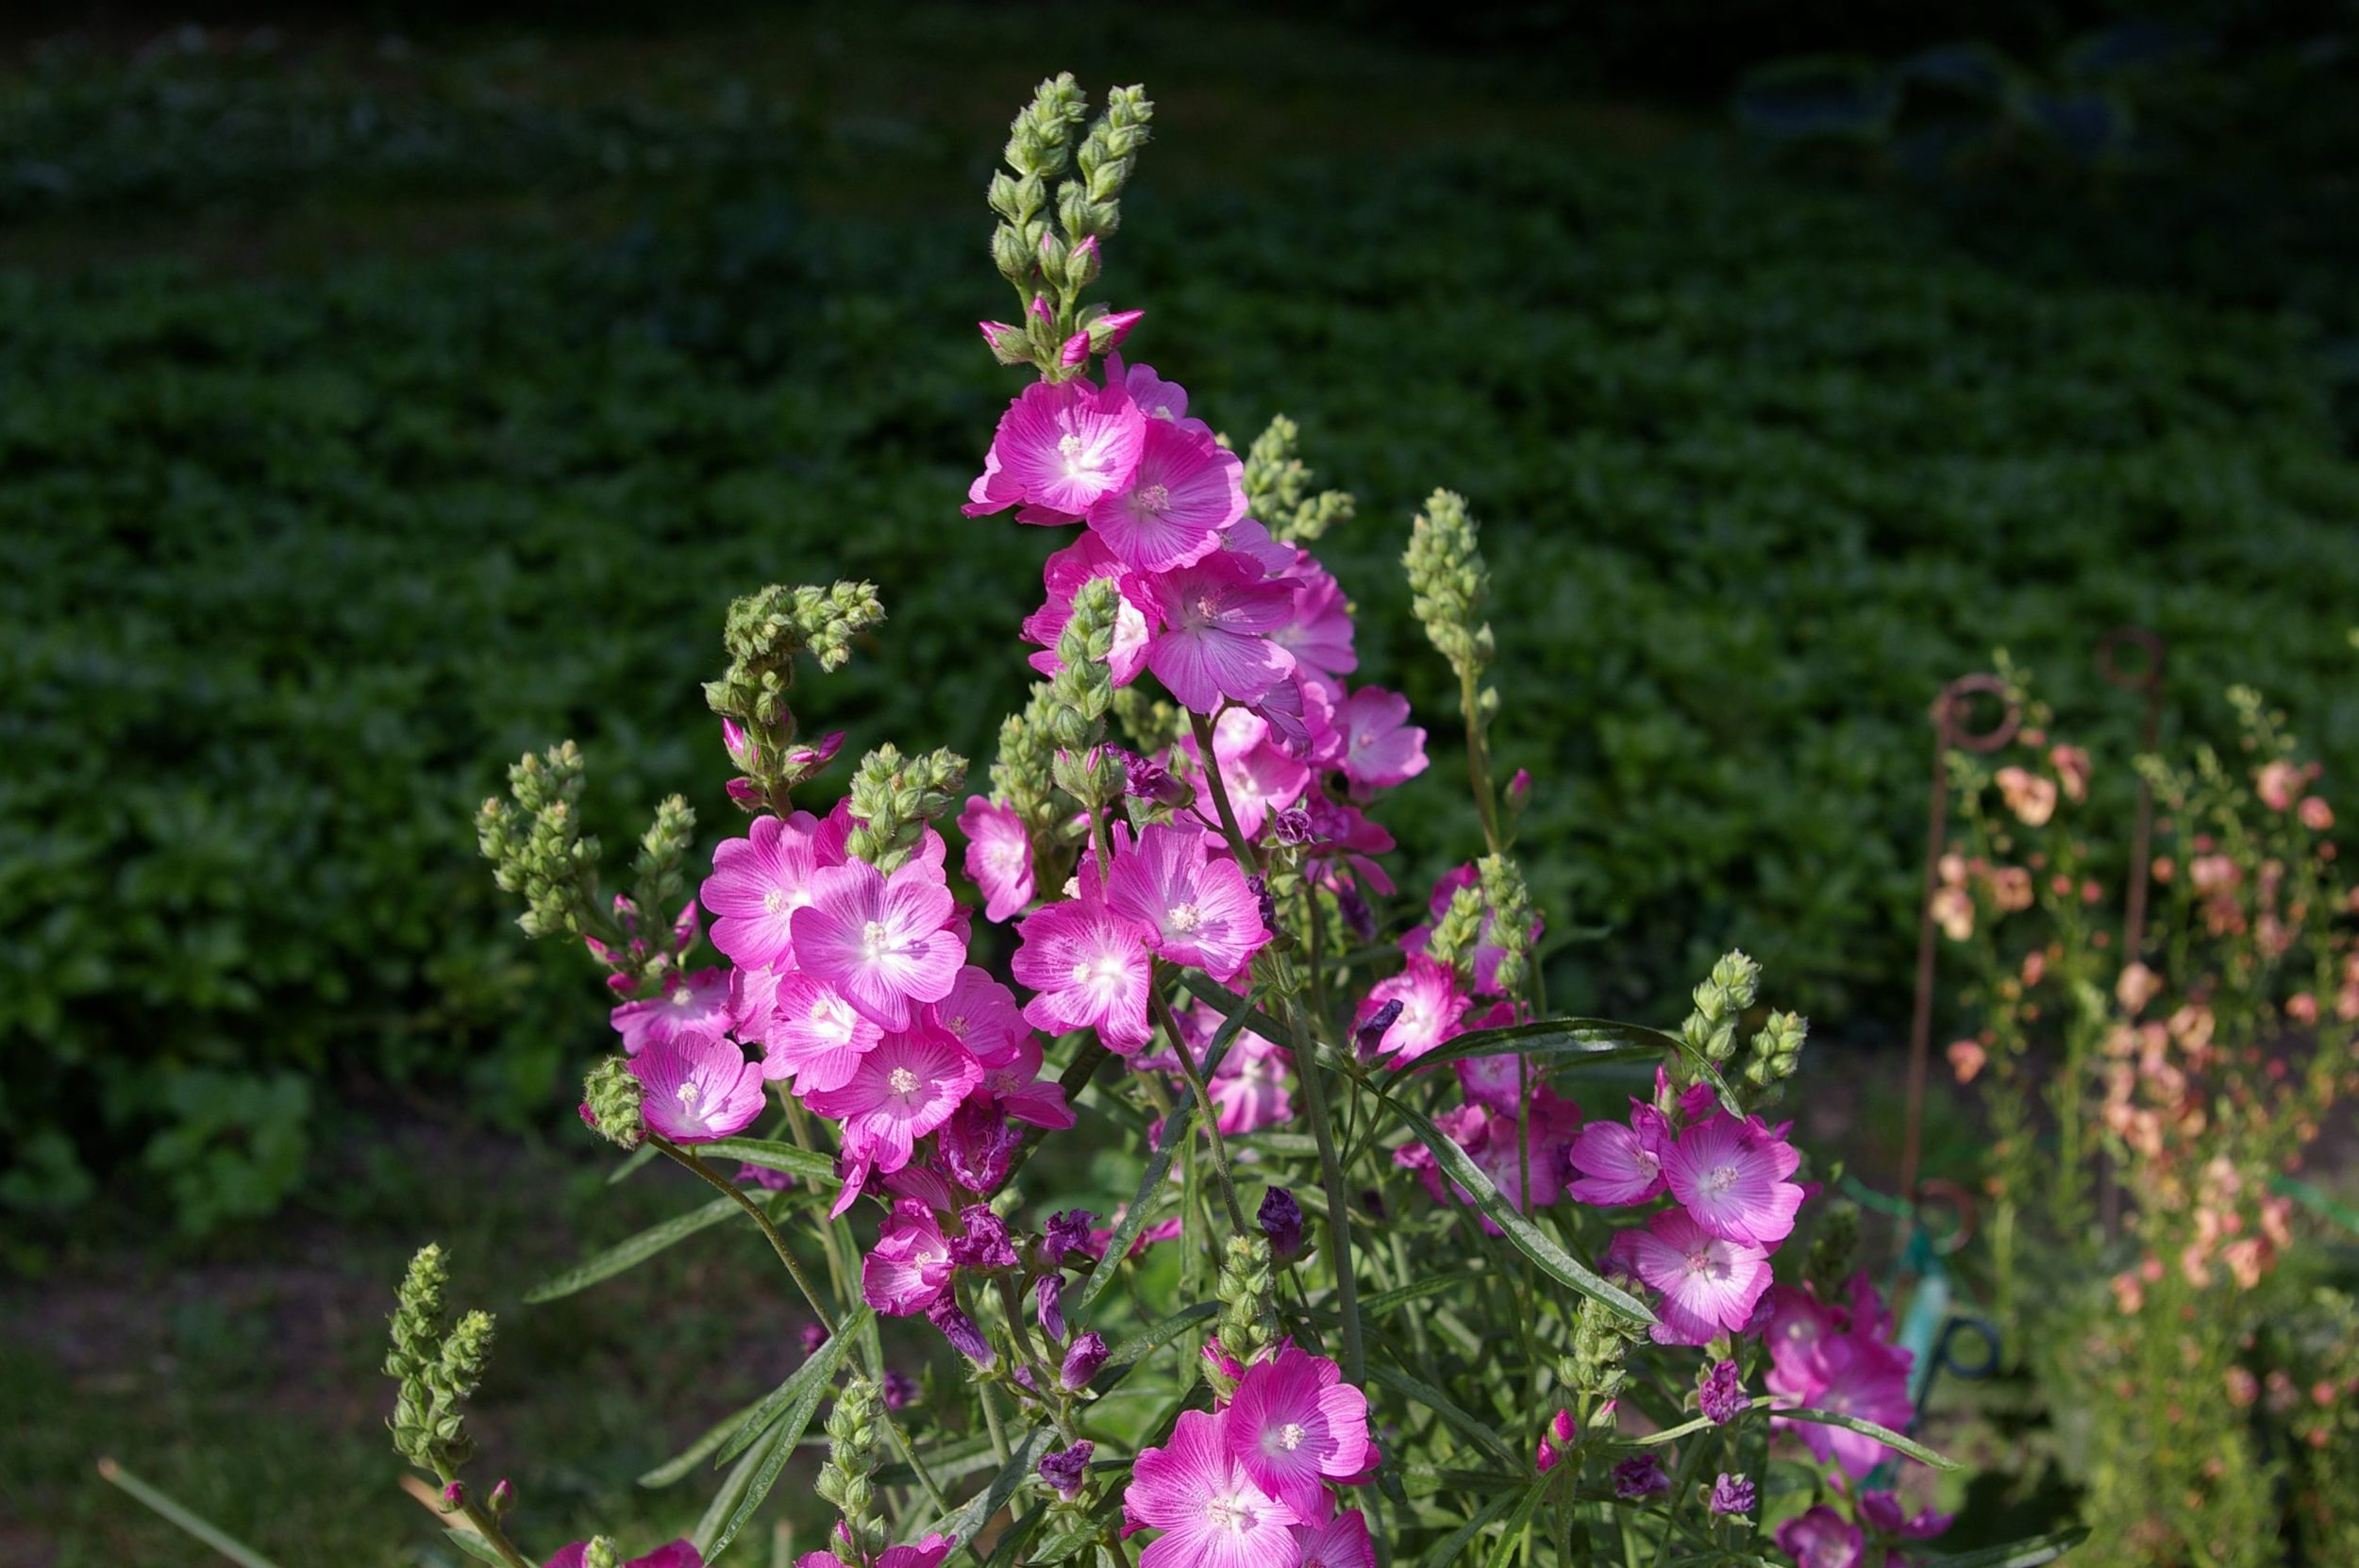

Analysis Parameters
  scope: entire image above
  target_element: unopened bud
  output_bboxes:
[1258,1187,1304,1263]
[1060,1329,1109,1390]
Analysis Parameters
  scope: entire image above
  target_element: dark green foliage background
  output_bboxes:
[4,10,2355,1233]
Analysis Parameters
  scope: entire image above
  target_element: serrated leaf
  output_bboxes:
[1416,1016,1679,1067]
[708,1326,860,1558]
[523,1194,742,1304]
[1920,1527,2091,1567]
[1367,1361,1516,1468]
[1076,1109,1190,1314]
[715,1308,869,1464]
[693,1136,838,1184]
[1773,1404,1956,1470]
[444,1528,510,1565]
[930,1423,1057,1560]
[1389,1098,1654,1326]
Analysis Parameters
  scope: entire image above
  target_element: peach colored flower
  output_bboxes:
[2152,856,2175,884]
[2287,992,2318,1025]
[1947,1040,1987,1084]
[2020,950,2047,987]
[2300,796,2334,831]
[1991,866,2033,911]
[2257,760,2301,811]
[1930,886,1974,942]
[2116,961,2163,1015]
[2222,1238,2268,1290]
[2049,745,2091,802]
[2190,855,2240,893]
[1995,766,2058,826]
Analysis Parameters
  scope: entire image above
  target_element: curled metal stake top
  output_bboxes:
[1931,672,2022,754]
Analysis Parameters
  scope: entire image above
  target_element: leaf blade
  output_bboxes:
[523,1194,743,1305]
[1773,1404,1957,1471]
[708,1325,861,1558]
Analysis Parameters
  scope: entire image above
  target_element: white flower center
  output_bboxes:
[861,919,894,961]
[762,889,789,913]
[677,1082,701,1109]
[1167,902,1202,933]
[888,1066,920,1095]
[671,989,694,1008]
[1706,1164,1740,1197]
[1274,1421,1309,1452]
[1131,482,1171,516]
[1204,1496,1258,1534]
[1193,593,1220,623]
[1057,433,1085,461]
[944,1013,967,1035]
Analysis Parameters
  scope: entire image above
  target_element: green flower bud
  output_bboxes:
[1403,489,1496,687]
[1215,1234,1280,1371]
[582,1541,620,1568]
[1243,415,1357,546]
[1741,1009,1809,1107]
[818,1375,885,1562]
[581,1058,644,1152]
[1476,855,1535,997]
[845,744,968,873]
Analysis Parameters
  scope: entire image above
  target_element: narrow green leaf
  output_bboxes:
[980,1501,1050,1568]
[709,1328,859,1558]
[716,1308,869,1464]
[606,1142,661,1184]
[1773,1405,1957,1471]
[97,1459,286,1568]
[1357,1273,1466,1319]
[523,1194,742,1304]
[1417,1016,1680,1067]
[445,1529,511,1566]
[1920,1527,2091,1567]
[873,1430,1000,1489]
[1419,1487,1521,1568]
[932,1423,1058,1560]
[691,1426,771,1560]
[1367,1362,1517,1468]
[1484,1476,1556,1568]
[1077,1109,1191,1314]
[1390,1098,1654,1326]
[694,1137,839,1185]
[642,1386,781,1488]
[1176,972,1291,1046]
[1090,1300,1220,1392]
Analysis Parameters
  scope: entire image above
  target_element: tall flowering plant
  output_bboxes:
[400,75,2077,1568]
[1934,674,2359,1566]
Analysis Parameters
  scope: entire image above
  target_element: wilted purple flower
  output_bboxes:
[1698,1358,1747,1425]
[882,1370,917,1410]
[927,1297,995,1368]
[1036,1274,1065,1341]
[1249,874,1277,934]
[1612,1455,1670,1500]
[951,1205,1019,1274]
[1060,1330,1109,1391]
[736,1161,794,1193]
[1259,1187,1304,1263]
[1709,1473,1756,1516]
[1039,1440,1094,1500]
[1334,878,1376,942]
[799,1323,829,1358]
[940,1100,1022,1194]
[1272,807,1315,846]
[1043,1209,1096,1266]
[1353,997,1405,1059]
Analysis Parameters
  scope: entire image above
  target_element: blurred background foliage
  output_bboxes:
[3,3,2356,1238]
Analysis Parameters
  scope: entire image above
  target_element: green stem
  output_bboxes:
[1150,984,1249,1233]
[653,1137,835,1326]
[1188,709,1264,876]
[1460,668,1503,858]
[1289,1003,1364,1385]
[457,1501,537,1568]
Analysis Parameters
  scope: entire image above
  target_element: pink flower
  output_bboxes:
[610,968,737,1057]
[1023,536,1159,685]
[1105,823,1270,982]
[1762,1285,1841,1387]
[979,1036,1078,1128]
[1332,687,1428,792]
[1356,956,1470,1065]
[1186,709,1312,838]
[1662,1112,1805,1247]
[861,1198,954,1315]
[630,1036,767,1144]
[1145,553,1297,714]
[958,796,1035,924]
[1123,1408,1306,1568]
[701,811,830,970]
[874,1536,957,1568]
[1861,1492,1952,1542]
[547,1542,701,1568]
[1625,1209,1773,1345]
[967,375,1146,520]
[929,966,1030,1067]
[1012,892,1156,1052]
[1209,1034,1292,1135]
[1270,561,1357,681]
[1293,1509,1375,1568]
[1397,1092,1580,1229]
[1399,863,1538,996]
[1567,1103,1672,1206]
[1771,1331,1915,1477]
[753,973,880,1093]
[1774,1508,1864,1568]
[1086,415,1246,572]
[802,1022,981,1172]
[1219,1346,1374,1514]
[1112,357,1210,434]
[792,858,964,1030]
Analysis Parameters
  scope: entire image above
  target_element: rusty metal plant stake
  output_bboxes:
[2095,626,2167,1234]
[1900,674,2020,1209]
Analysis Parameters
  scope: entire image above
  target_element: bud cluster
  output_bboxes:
[984,75,1153,377]
[1565,1294,1648,1435]
[702,579,883,811]
[1403,489,1496,688]
[1742,1008,1809,1105]
[476,742,602,941]
[817,1375,885,1564]
[1243,415,1357,546]
[386,1244,497,1481]
[1424,881,1490,978]
[845,744,969,872]
[1215,1233,1280,1374]
[1477,855,1536,997]
[1681,950,1763,1076]
[578,1057,645,1151]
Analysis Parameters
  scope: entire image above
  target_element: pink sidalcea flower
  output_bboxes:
[1774,1507,1865,1568]
[631,1036,767,1144]
[1012,892,1156,1052]
[1356,956,1470,1065]
[967,375,1146,520]
[1271,561,1357,681]
[862,1198,954,1315]
[802,1022,981,1172]
[1770,1329,1916,1477]
[1023,535,1159,685]
[1662,1112,1805,1247]
[701,810,830,971]
[1085,415,1246,572]
[1294,1510,1376,1568]
[1332,687,1429,792]
[1105,823,1270,982]
[1209,1033,1292,1135]
[1625,1209,1774,1345]
[979,1036,1078,1129]
[795,1536,956,1568]
[791,858,964,1031]
[929,966,1031,1067]
[755,973,881,1093]
[1184,709,1312,839]
[1224,1344,1375,1513]
[548,1542,702,1568]
[1123,1408,1306,1568]
[610,967,737,1057]
[1144,552,1297,714]
[1111,357,1210,434]
[958,796,1035,924]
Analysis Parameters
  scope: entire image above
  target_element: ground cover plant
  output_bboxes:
[307,73,2102,1568]
[6,12,2358,1244]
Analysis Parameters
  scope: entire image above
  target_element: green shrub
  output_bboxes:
[6,40,2355,1231]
